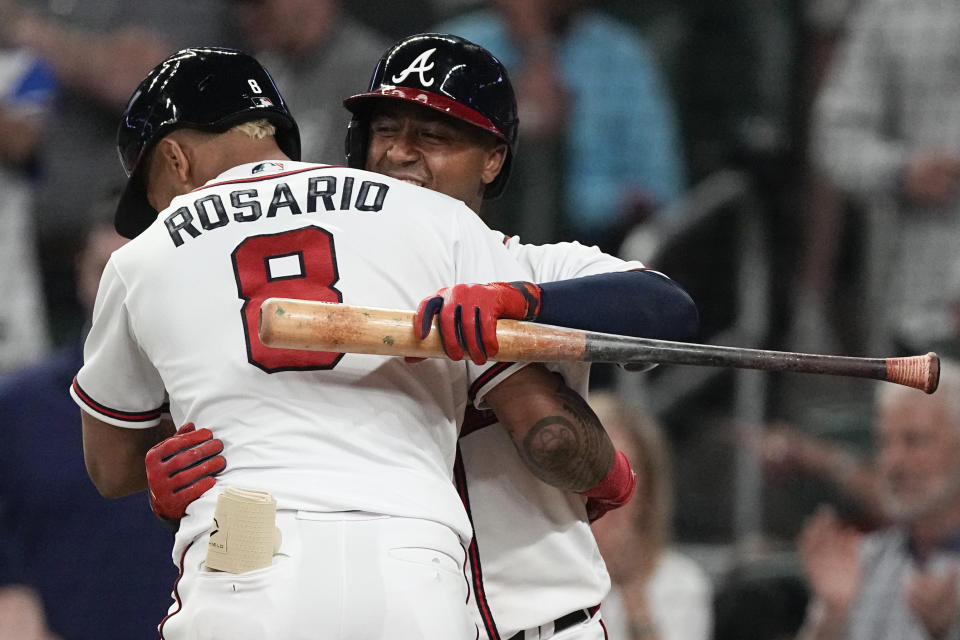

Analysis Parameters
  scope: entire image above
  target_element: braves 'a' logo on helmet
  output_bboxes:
[390,48,437,87]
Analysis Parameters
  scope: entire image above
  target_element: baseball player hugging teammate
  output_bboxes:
[72,45,683,640]
[342,34,699,639]
[134,36,698,640]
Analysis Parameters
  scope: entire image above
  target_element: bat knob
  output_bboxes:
[925,352,940,394]
[885,351,940,394]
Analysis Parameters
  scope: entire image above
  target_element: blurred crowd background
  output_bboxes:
[4,0,960,638]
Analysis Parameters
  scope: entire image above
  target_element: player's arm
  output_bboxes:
[74,259,176,499]
[81,411,173,498]
[416,269,698,364]
[484,364,636,517]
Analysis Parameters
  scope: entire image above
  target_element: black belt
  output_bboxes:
[506,604,600,640]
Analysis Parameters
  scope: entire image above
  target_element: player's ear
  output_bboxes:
[144,137,194,212]
[480,142,508,187]
[153,137,192,185]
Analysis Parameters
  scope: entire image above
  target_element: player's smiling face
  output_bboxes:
[365,101,507,213]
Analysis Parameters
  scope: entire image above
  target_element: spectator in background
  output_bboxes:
[0,212,175,640]
[231,0,389,164]
[590,393,713,640]
[812,0,960,354]
[796,359,960,640]
[437,0,686,253]
[749,422,885,529]
[0,0,236,344]
[0,45,52,373]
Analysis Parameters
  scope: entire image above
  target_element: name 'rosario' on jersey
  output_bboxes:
[163,173,390,247]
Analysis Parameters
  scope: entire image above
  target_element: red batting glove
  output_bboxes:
[414,281,542,365]
[145,422,226,526]
[583,450,638,523]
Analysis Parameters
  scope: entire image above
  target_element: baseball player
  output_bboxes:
[341,34,699,640]
[72,47,621,640]
[144,35,699,640]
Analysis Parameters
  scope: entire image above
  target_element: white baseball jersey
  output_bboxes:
[70,161,528,564]
[459,233,649,639]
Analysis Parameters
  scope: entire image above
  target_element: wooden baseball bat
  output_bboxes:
[258,298,940,394]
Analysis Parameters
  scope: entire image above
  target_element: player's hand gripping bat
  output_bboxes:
[257,298,940,394]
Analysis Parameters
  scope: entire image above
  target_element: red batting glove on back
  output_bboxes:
[582,450,638,523]
[414,281,542,365]
[145,422,226,527]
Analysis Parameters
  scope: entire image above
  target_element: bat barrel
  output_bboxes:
[259,298,590,361]
[259,298,447,357]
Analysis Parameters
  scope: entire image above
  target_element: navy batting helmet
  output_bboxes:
[343,33,518,199]
[115,47,301,239]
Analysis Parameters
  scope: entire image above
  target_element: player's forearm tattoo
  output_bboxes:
[520,381,615,492]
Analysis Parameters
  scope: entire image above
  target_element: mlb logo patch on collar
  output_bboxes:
[251,161,285,174]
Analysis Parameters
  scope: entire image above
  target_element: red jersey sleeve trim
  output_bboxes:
[72,377,164,422]
[468,361,514,402]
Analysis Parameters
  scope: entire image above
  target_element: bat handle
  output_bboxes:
[885,352,940,394]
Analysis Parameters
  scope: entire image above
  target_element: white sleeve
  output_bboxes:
[452,205,528,285]
[503,236,648,282]
[70,260,166,428]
